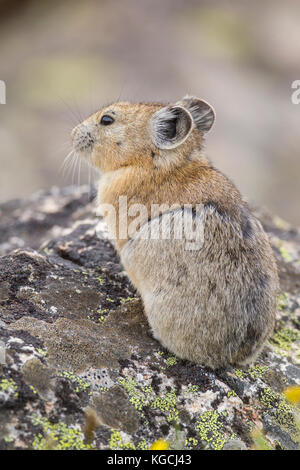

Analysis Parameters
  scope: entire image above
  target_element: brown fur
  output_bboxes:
[71,96,279,368]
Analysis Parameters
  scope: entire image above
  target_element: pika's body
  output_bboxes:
[72,96,279,368]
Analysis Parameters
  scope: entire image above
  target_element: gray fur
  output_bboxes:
[121,205,278,369]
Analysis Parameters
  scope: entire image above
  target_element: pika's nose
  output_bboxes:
[71,123,95,153]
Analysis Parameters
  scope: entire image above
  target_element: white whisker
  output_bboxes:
[60,146,98,192]
[60,149,75,176]
[77,156,82,186]
[72,153,79,184]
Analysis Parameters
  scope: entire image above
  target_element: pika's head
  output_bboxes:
[71,96,215,172]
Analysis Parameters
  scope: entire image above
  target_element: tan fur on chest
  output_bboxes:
[98,159,243,250]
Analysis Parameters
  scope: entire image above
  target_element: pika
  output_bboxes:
[72,96,279,369]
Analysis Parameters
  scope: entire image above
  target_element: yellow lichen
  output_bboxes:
[58,371,91,394]
[118,377,179,423]
[109,430,147,450]
[32,416,93,450]
[0,379,18,398]
[195,411,226,450]
[270,326,300,351]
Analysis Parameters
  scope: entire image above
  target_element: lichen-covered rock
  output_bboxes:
[0,186,299,450]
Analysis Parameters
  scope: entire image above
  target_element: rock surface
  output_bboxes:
[0,185,299,450]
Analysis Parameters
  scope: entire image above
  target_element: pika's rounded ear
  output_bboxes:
[151,105,193,149]
[178,96,215,133]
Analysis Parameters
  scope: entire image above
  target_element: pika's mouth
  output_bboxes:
[71,124,95,155]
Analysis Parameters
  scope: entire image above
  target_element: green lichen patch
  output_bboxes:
[195,410,226,450]
[278,292,289,311]
[248,365,269,381]
[108,430,147,450]
[29,385,38,395]
[276,400,296,429]
[162,355,178,369]
[270,326,300,351]
[260,386,282,409]
[109,430,134,450]
[152,391,178,423]
[96,307,109,323]
[142,385,153,395]
[58,371,91,394]
[234,364,268,382]
[260,387,296,431]
[118,376,179,423]
[36,348,47,358]
[0,378,18,398]
[120,297,135,303]
[279,246,293,263]
[273,216,291,231]
[187,384,199,394]
[234,369,246,380]
[32,416,92,450]
[185,437,198,449]
[97,276,105,286]
[117,377,147,412]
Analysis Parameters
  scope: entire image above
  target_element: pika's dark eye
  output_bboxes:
[100,115,115,126]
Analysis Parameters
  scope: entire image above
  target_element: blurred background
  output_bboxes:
[0,0,299,224]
